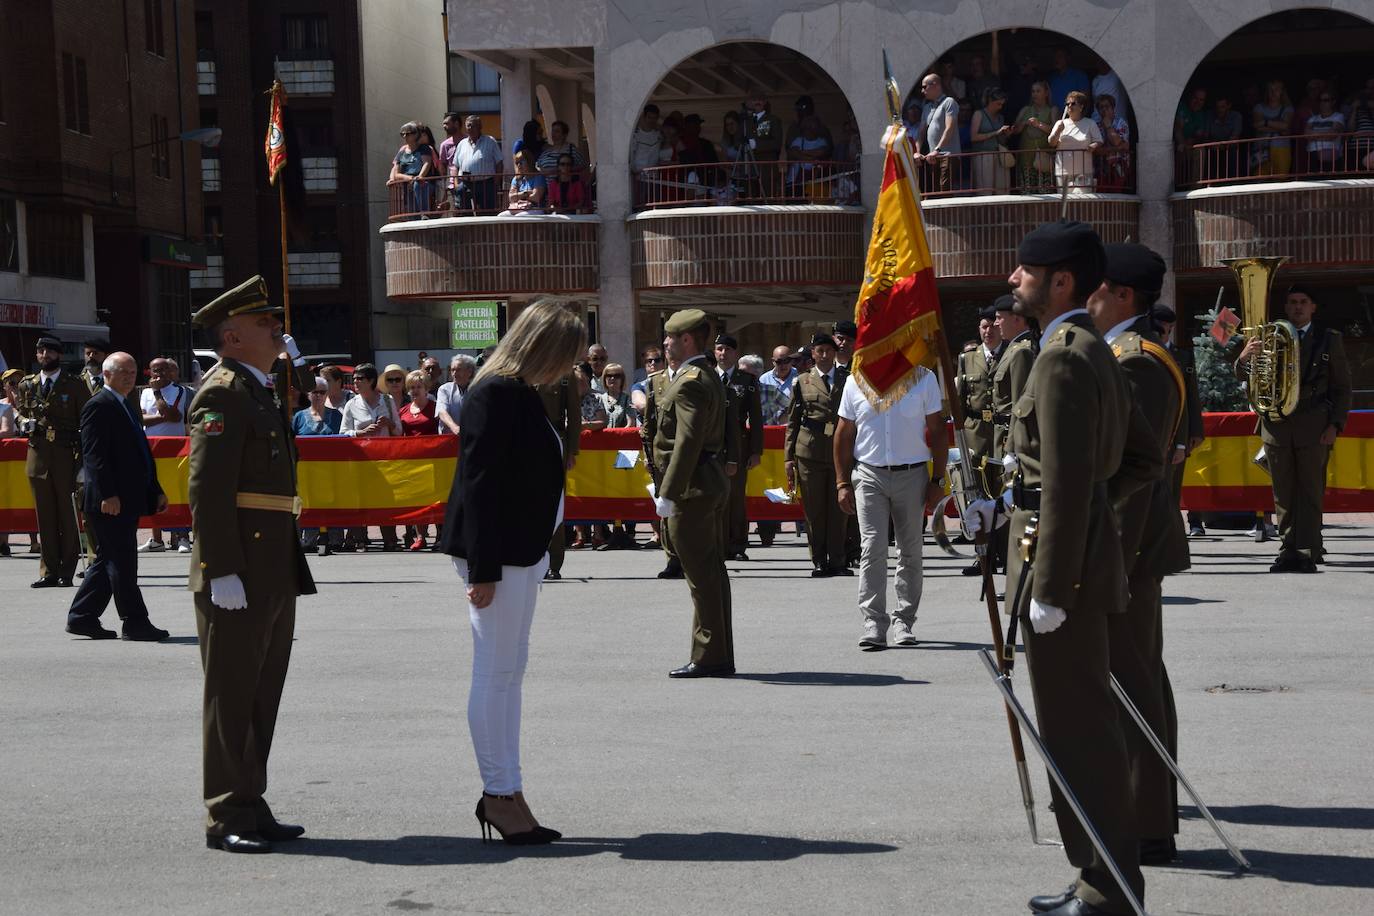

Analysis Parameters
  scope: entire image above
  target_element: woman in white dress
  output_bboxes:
[1048,90,1103,192]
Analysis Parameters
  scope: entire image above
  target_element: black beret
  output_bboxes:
[1150,304,1177,324]
[1103,242,1166,294]
[715,333,738,349]
[1016,220,1105,269]
[993,294,1017,312]
[810,332,837,348]
[978,306,997,322]
[36,334,63,350]
[83,337,112,352]
[832,319,858,336]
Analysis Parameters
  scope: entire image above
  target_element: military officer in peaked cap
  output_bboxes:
[15,333,90,587]
[653,308,733,678]
[187,275,316,854]
[968,221,1146,916]
[1090,242,1190,866]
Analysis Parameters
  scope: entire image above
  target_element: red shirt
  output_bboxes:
[399,398,438,435]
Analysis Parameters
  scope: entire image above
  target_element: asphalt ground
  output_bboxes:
[1,519,1371,915]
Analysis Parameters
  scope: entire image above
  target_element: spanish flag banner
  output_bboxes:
[848,125,943,409]
[265,80,287,185]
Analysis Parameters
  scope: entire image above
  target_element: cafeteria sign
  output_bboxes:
[451,301,499,348]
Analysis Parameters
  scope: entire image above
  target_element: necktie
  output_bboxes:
[41,377,53,398]
[1299,328,1307,343]
[822,372,831,393]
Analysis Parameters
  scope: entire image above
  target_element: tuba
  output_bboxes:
[1222,256,1300,421]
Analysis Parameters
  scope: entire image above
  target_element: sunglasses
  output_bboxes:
[645,356,664,364]
[385,376,404,383]
[776,357,795,364]
[400,130,417,136]
[605,373,625,380]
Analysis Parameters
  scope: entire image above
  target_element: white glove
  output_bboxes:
[653,496,677,519]
[1029,599,1067,634]
[1002,452,1021,474]
[963,497,1009,535]
[210,574,247,611]
[281,333,305,366]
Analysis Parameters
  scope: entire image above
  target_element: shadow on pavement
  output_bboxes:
[1160,596,1225,605]
[731,671,928,686]
[1169,846,1374,889]
[279,831,898,865]
[1181,804,1374,831]
[912,640,991,651]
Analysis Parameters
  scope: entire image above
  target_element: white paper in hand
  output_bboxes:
[615,450,640,469]
[764,487,793,504]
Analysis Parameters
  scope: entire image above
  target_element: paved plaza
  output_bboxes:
[2,520,1372,915]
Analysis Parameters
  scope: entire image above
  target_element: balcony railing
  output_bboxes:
[632,160,860,210]
[914,147,1136,199]
[1176,132,1374,190]
[386,169,596,220]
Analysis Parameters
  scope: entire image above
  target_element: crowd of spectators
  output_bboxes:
[904,47,1135,195]
[1175,75,1374,184]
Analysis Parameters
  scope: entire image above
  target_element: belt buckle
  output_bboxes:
[292,496,303,518]
[45,428,55,443]
[981,409,993,422]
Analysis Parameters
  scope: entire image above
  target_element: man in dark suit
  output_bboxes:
[714,334,763,560]
[65,353,170,641]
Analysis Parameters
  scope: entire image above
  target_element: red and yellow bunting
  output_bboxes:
[2,416,1372,530]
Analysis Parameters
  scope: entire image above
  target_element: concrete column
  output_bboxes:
[593,53,636,368]
[554,81,581,144]
[1135,137,1176,310]
[500,57,533,170]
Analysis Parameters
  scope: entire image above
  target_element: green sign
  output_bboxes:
[451,301,499,348]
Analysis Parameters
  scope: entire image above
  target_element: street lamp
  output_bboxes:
[108,127,224,203]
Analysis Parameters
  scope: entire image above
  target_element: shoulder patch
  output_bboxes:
[201,411,225,436]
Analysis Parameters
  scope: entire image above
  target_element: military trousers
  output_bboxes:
[1267,438,1329,560]
[1026,609,1145,914]
[28,448,81,580]
[725,461,750,553]
[1108,575,1177,839]
[797,458,847,572]
[668,486,732,668]
[196,590,297,836]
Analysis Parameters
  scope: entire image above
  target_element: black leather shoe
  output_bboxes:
[1028,883,1076,912]
[258,821,306,842]
[122,623,170,642]
[1140,836,1178,865]
[962,560,983,576]
[66,620,118,640]
[32,576,64,589]
[206,832,273,853]
[810,567,833,578]
[828,567,854,577]
[1269,552,1301,572]
[657,563,684,580]
[544,570,561,581]
[729,551,749,561]
[1039,897,1112,915]
[1295,556,1318,574]
[668,661,735,679]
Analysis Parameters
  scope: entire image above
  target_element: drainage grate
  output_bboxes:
[1205,683,1291,694]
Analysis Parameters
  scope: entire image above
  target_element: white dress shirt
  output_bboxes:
[1103,315,1137,345]
[141,383,188,436]
[436,381,467,434]
[340,391,400,436]
[837,367,944,466]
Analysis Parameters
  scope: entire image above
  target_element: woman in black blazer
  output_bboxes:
[440,298,585,846]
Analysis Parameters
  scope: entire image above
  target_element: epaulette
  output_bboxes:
[679,365,703,381]
[1110,331,1143,359]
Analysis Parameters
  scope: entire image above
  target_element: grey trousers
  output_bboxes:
[854,462,928,629]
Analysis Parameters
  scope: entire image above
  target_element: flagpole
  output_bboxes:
[279,180,291,335]
[880,51,1048,845]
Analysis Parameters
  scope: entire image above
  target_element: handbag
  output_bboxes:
[998,145,1016,169]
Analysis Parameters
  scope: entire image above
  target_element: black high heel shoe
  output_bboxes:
[475,793,553,845]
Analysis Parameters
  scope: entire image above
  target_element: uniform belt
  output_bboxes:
[802,417,830,433]
[1011,478,1041,510]
[235,492,303,517]
[698,450,720,465]
[859,460,924,472]
[992,411,1011,425]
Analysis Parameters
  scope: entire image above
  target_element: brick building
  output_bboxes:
[192,0,445,361]
[0,0,203,371]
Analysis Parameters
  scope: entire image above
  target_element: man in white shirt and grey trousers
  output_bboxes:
[833,366,947,649]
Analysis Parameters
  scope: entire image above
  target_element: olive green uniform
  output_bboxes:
[654,358,732,667]
[1005,313,1145,913]
[188,357,317,837]
[991,334,1036,462]
[1238,326,1352,563]
[956,342,1003,473]
[536,376,582,575]
[1105,317,1189,841]
[720,366,763,554]
[1166,343,1204,511]
[640,369,678,567]
[15,370,90,580]
[784,366,849,572]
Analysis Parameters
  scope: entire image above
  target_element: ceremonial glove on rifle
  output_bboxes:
[963,490,1013,535]
[210,574,248,611]
[1029,599,1066,634]
[281,333,306,367]
[653,496,677,519]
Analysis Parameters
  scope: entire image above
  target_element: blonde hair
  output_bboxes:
[477,297,587,387]
[602,362,626,383]
[405,369,427,389]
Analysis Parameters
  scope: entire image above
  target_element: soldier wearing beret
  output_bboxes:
[713,334,762,560]
[187,275,316,854]
[1150,305,1208,538]
[784,333,852,577]
[652,308,733,678]
[15,334,90,587]
[1236,285,1351,572]
[1089,242,1191,866]
[80,338,111,394]
[973,221,1146,915]
[955,305,1005,576]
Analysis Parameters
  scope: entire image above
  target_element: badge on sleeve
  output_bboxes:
[202,411,225,436]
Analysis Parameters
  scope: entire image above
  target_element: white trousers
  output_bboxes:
[854,463,928,628]
[453,553,549,794]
